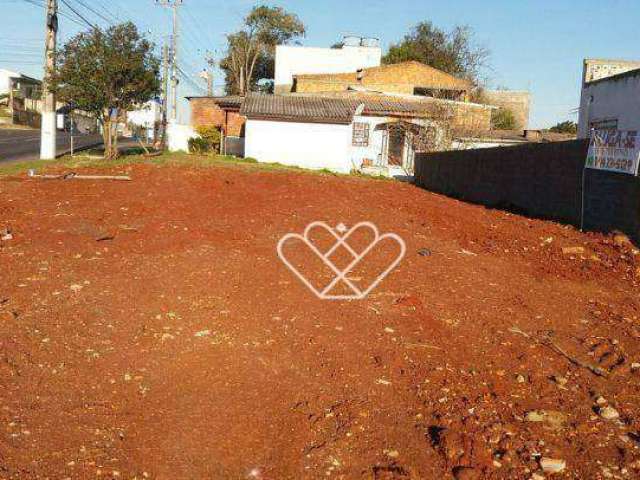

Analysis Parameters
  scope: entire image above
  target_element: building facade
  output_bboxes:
[241,94,493,175]
[578,59,640,139]
[482,90,530,130]
[293,61,471,100]
[274,42,382,94]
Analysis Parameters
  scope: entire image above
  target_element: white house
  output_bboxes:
[274,38,382,94]
[578,59,640,138]
[241,94,480,176]
[0,69,41,99]
[127,100,162,141]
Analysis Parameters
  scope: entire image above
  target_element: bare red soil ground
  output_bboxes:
[1,159,639,480]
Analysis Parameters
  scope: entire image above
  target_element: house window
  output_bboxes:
[590,118,618,132]
[352,122,370,147]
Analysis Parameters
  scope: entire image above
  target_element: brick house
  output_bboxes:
[292,61,472,100]
[187,96,246,155]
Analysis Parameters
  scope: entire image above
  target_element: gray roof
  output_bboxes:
[239,93,478,124]
[186,95,244,109]
[240,94,355,124]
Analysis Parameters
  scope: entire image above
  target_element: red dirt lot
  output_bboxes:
[1,159,640,480]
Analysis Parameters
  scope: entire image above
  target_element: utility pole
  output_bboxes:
[156,0,182,122]
[204,50,214,96]
[160,40,169,147]
[206,71,213,96]
[40,0,58,160]
[199,69,212,96]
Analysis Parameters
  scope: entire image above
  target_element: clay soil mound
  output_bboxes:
[1,161,639,479]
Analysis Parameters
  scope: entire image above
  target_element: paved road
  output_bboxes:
[0,129,103,163]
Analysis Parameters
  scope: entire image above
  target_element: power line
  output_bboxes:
[59,0,97,29]
[176,63,206,94]
[19,0,88,29]
[67,0,115,25]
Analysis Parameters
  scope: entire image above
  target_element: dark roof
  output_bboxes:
[186,95,244,109]
[9,73,41,85]
[586,67,640,86]
[240,94,355,124]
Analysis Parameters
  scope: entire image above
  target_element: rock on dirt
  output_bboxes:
[540,457,567,474]
[598,406,620,421]
[452,466,480,480]
[1,227,12,241]
[525,410,568,430]
[562,246,585,255]
[613,233,633,247]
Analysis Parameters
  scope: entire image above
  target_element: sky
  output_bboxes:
[2,0,639,128]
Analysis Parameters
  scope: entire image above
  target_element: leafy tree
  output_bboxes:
[383,22,489,84]
[220,6,305,95]
[50,22,160,159]
[549,121,577,135]
[492,108,516,130]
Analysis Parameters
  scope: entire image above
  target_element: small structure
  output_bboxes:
[274,38,382,94]
[578,59,640,138]
[241,94,493,176]
[0,69,41,98]
[187,96,245,156]
[0,69,42,127]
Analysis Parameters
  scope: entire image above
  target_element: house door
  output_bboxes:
[388,127,405,166]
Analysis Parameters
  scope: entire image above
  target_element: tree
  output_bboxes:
[220,6,305,95]
[383,22,489,85]
[492,108,516,130]
[549,121,577,135]
[50,22,160,159]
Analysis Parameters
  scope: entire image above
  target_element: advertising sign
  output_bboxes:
[586,129,640,175]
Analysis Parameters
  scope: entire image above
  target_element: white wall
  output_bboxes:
[167,122,197,152]
[128,100,161,128]
[274,45,382,90]
[244,119,353,173]
[0,69,18,95]
[350,116,389,168]
[578,72,640,138]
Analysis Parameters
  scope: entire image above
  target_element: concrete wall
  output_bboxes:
[582,59,640,85]
[415,140,640,243]
[483,90,530,130]
[244,119,353,173]
[167,122,197,152]
[577,70,640,138]
[350,116,389,168]
[274,45,381,94]
[415,140,587,225]
[128,101,161,128]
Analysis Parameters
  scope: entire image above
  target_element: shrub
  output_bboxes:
[188,126,222,155]
[188,137,211,154]
[196,126,221,147]
[549,121,577,135]
[491,108,516,130]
